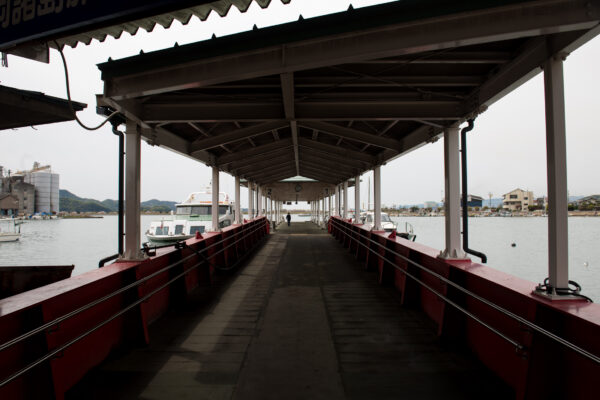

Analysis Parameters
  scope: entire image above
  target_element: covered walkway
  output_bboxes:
[69,223,511,399]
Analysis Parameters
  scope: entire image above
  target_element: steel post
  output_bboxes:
[343,181,349,219]
[440,126,467,259]
[235,176,241,224]
[211,166,219,231]
[124,120,144,260]
[544,55,569,290]
[355,175,360,222]
[374,166,382,230]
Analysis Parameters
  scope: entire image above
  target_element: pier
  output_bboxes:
[2,1,600,398]
[68,221,510,399]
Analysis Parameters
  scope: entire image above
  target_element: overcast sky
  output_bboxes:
[1,0,599,208]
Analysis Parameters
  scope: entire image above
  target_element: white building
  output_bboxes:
[502,188,534,211]
[21,163,60,214]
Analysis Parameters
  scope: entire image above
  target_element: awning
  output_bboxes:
[97,0,600,185]
[1,0,291,62]
[0,85,86,130]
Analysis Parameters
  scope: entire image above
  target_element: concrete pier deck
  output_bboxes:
[68,222,512,399]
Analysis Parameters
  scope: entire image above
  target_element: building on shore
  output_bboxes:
[0,193,19,216]
[465,194,483,208]
[0,163,59,215]
[502,189,534,211]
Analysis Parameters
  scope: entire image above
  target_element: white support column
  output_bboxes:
[247,181,253,220]
[440,126,467,259]
[337,184,342,216]
[211,166,220,232]
[317,197,320,224]
[544,55,569,291]
[373,166,382,231]
[257,186,262,216]
[343,181,349,219]
[124,120,144,260]
[235,176,241,224]
[328,190,332,219]
[355,175,361,223]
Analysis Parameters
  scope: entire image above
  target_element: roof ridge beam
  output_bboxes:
[190,120,286,153]
[297,137,376,165]
[216,138,293,166]
[280,72,300,176]
[299,121,402,152]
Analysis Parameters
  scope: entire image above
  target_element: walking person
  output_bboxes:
[286,212,291,226]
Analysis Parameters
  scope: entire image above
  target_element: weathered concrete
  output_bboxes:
[68,222,512,399]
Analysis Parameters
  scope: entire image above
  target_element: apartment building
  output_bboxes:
[502,189,534,211]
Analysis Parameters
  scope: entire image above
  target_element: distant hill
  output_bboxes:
[59,190,113,213]
[59,190,177,213]
[140,199,177,213]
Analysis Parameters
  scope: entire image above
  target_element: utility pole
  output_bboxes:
[488,192,493,209]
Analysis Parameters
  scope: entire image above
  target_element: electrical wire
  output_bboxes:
[53,41,120,131]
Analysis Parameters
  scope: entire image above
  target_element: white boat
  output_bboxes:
[145,189,236,243]
[359,211,397,232]
[0,220,22,242]
[358,211,416,241]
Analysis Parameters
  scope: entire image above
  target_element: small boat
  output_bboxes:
[145,189,236,244]
[0,220,21,242]
[359,211,397,232]
[358,211,416,241]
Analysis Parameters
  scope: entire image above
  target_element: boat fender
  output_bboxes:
[195,231,203,239]
[388,230,396,239]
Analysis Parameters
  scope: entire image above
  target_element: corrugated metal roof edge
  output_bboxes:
[98,0,535,79]
[0,85,87,111]
[54,0,292,50]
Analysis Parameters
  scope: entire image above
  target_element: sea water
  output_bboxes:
[1,215,598,301]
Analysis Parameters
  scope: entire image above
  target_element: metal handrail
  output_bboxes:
[0,220,267,360]
[329,217,600,365]
[0,221,269,388]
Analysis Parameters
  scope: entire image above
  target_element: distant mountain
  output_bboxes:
[59,190,177,213]
[140,199,177,213]
[59,189,81,200]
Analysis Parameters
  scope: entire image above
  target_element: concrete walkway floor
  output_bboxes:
[68,222,512,399]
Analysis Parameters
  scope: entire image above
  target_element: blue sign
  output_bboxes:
[1,0,215,50]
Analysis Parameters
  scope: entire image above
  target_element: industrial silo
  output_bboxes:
[25,166,60,214]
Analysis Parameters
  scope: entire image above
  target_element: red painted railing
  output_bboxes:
[0,217,269,399]
[328,216,600,400]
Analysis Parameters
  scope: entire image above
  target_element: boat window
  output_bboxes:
[381,214,392,222]
[366,215,373,223]
[219,219,231,228]
[189,226,205,234]
[174,225,184,235]
[219,205,229,215]
[155,227,168,235]
[190,206,210,215]
[176,206,191,215]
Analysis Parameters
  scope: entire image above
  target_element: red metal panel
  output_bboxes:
[328,217,600,396]
[0,219,269,398]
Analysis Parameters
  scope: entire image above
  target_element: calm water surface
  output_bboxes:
[1,215,598,301]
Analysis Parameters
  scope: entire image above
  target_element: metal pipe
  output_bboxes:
[460,119,487,263]
[111,124,124,257]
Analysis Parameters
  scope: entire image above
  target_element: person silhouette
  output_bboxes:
[286,213,291,226]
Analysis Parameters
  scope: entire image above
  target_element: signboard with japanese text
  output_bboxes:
[0,0,215,50]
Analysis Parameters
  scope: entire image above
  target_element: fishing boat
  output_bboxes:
[145,189,235,243]
[0,220,22,242]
